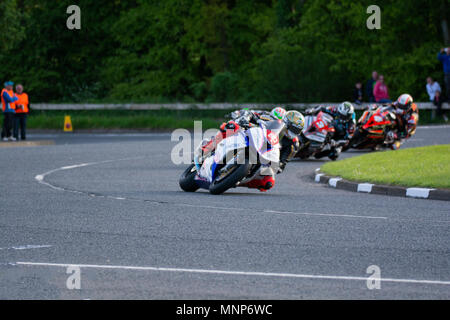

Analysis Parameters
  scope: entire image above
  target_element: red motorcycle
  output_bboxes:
[296,111,342,160]
[346,105,397,150]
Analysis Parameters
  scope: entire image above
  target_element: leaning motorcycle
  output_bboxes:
[346,105,397,150]
[296,111,343,161]
[179,121,284,195]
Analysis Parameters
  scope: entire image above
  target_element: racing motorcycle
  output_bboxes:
[346,105,397,150]
[179,121,284,195]
[296,111,343,161]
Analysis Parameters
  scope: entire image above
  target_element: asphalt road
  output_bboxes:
[0,125,449,299]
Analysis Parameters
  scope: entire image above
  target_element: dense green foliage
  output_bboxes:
[0,0,448,103]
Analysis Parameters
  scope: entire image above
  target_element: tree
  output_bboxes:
[0,0,24,52]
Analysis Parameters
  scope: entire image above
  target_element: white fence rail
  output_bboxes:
[32,102,449,111]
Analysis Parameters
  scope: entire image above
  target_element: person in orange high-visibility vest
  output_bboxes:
[13,84,29,140]
[1,81,18,141]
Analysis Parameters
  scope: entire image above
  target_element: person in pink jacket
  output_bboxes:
[373,75,391,103]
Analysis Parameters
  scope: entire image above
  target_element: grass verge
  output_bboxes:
[23,110,226,130]
[321,145,450,189]
[0,109,447,131]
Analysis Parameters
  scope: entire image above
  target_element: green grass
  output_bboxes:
[322,145,450,189]
[17,110,227,130]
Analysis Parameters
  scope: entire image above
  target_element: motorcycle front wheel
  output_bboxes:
[179,164,200,192]
[209,160,251,195]
[346,129,366,150]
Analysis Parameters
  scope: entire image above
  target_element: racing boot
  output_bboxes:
[244,176,275,192]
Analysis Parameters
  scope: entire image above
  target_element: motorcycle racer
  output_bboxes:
[197,108,303,192]
[385,94,419,150]
[305,101,356,141]
[241,110,305,191]
[230,107,286,127]
[200,107,286,157]
[278,110,305,172]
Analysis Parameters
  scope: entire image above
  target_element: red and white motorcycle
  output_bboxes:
[296,111,342,160]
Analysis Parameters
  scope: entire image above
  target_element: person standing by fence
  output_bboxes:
[13,84,29,140]
[438,48,450,102]
[365,71,378,102]
[1,81,18,141]
[373,75,391,103]
[426,77,447,121]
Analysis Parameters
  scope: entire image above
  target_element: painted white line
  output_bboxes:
[0,245,52,251]
[406,188,434,199]
[407,138,424,142]
[315,173,324,182]
[264,210,386,220]
[16,261,450,286]
[328,178,342,188]
[357,183,373,193]
[34,157,147,192]
[178,203,386,220]
[61,164,90,170]
[35,159,387,221]
[417,125,450,129]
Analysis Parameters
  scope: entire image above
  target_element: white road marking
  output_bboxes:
[406,188,434,199]
[264,209,386,220]
[177,203,386,220]
[35,159,387,221]
[0,245,52,251]
[357,183,373,193]
[16,261,450,286]
[34,157,147,192]
[417,125,450,129]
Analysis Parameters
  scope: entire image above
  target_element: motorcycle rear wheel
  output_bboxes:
[179,164,200,192]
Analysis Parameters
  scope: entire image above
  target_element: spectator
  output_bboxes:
[438,48,450,102]
[1,81,18,141]
[426,77,447,122]
[353,82,363,104]
[365,71,378,102]
[373,75,391,103]
[13,84,29,140]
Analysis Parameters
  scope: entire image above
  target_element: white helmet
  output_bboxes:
[396,94,413,111]
[337,101,355,119]
[270,107,286,120]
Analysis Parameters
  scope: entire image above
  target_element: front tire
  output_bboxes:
[347,129,366,150]
[179,164,200,192]
[209,160,251,195]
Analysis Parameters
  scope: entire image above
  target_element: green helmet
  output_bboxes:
[270,107,286,120]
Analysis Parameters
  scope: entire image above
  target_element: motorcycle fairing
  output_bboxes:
[303,112,335,143]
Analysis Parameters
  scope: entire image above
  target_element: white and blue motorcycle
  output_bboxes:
[179,121,284,195]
